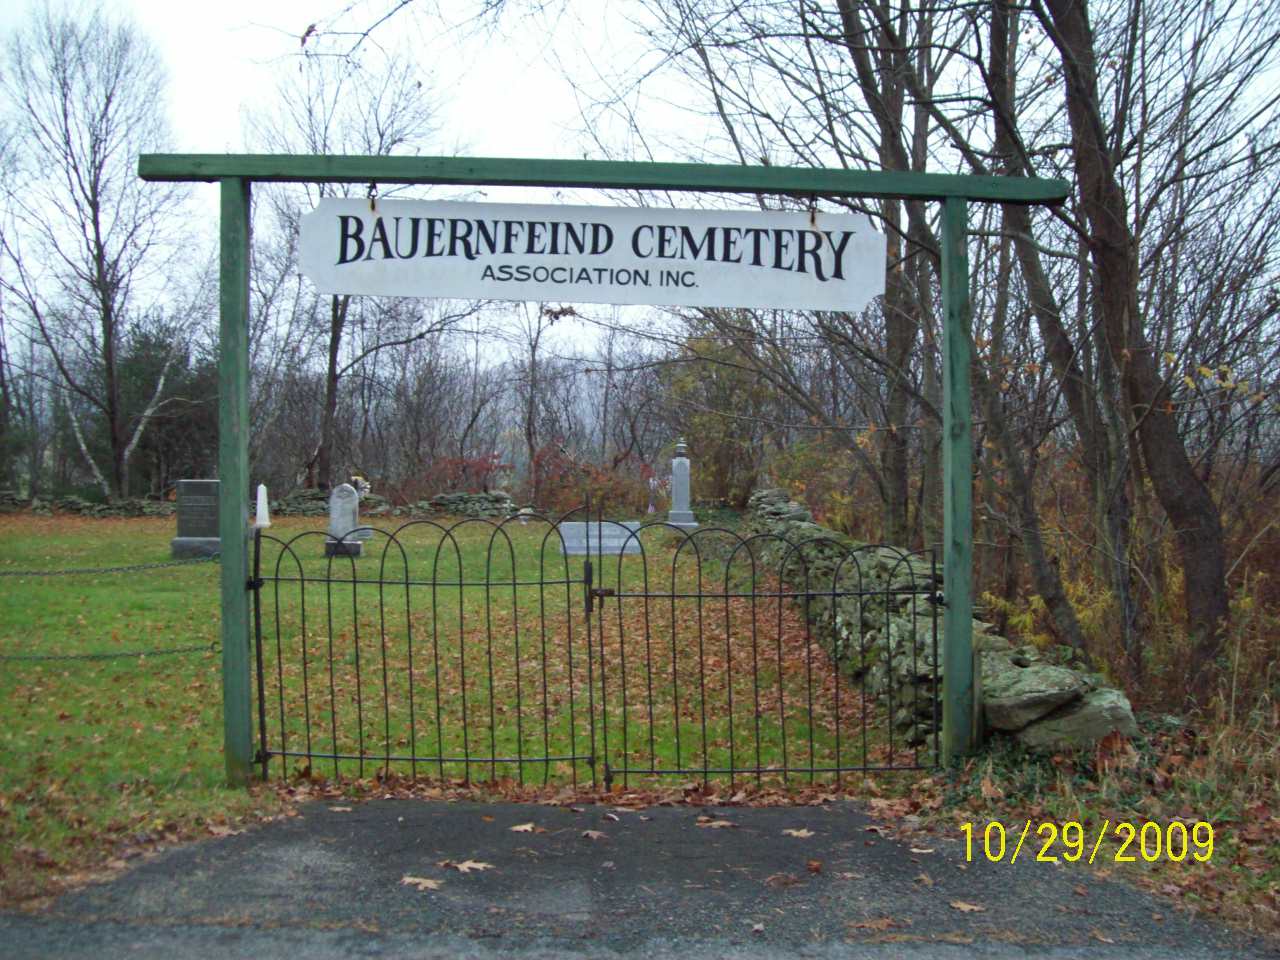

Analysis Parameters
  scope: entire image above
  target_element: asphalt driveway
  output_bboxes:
[2,800,1274,959]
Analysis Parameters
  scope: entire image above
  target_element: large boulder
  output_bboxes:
[1015,687,1138,751]
[981,653,1092,731]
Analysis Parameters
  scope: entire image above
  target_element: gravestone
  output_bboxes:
[171,479,220,558]
[668,439,698,529]
[325,483,368,557]
[559,521,642,556]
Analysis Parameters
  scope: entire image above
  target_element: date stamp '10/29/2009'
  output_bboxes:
[960,821,1215,865]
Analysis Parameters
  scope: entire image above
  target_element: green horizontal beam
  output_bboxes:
[138,153,1069,205]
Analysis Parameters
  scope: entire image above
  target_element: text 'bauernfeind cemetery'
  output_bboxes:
[299,198,885,311]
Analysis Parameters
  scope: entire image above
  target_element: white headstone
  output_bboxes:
[325,483,363,556]
[668,439,697,528]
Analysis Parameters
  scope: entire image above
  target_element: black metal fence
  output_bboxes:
[250,510,939,787]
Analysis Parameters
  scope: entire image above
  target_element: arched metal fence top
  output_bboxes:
[247,509,941,788]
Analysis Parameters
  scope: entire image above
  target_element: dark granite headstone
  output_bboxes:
[171,479,220,558]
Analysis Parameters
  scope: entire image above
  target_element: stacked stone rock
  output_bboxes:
[746,489,1137,753]
[273,489,393,518]
[13,495,177,518]
[419,491,516,519]
[270,489,515,520]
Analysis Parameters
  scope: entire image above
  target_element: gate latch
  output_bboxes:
[587,587,616,612]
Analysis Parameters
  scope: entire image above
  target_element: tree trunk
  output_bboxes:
[1041,0,1229,699]
[315,294,350,489]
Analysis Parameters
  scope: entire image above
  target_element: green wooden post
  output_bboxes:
[941,196,975,764]
[219,177,253,786]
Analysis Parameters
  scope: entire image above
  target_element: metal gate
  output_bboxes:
[250,511,939,787]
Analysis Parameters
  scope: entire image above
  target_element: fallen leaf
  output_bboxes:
[1073,884,1088,897]
[764,872,802,888]
[851,917,903,931]
[581,830,608,841]
[980,775,1005,800]
[909,847,934,854]
[696,816,738,829]
[750,922,765,934]
[806,859,823,874]
[783,828,814,838]
[509,822,536,833]
[437,859,493,874]
[1089,929,1115,944]
[950,901,986,913]
[915,872,933,887]
[401,875,443,891]
[603,813,621,822]
[328,806,352,813]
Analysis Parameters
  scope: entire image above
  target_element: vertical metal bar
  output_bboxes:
[668,551,682,776]
[538,540,551,785]
[251,529,268,781]
[404,545,417,780]
[723,564,735,786]
[273,555,289,779]
[749,556,762,787]
[931,551,941,764]
[510,538,524,786]
[830,571,840,783]
[562,522,579,789]
[218,176,253,787]
[941,196,976,763]
[350,555,364,778]
[595,508,612,790]
[614,555,629,787]
[774,560,788,782]
[377,551,391,776]
[325,556,339,779]
[583,555,597,788]
[802,574,815,784]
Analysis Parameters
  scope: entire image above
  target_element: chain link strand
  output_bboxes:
[0,642,219,663]
[1,554,223,660]
[0,554,220,577]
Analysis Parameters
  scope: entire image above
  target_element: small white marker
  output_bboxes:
[255,483,272,528]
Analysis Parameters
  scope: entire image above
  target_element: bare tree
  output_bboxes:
[246,51,471,489]
[0,4,189,498]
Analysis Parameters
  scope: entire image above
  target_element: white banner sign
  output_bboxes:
[299,198,885,311]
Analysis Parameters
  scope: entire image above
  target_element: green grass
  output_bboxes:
[0,514,281,904]
[0,512,908,904]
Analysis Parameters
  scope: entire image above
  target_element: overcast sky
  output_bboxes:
[1,0,620,158]
[0,0,736,344]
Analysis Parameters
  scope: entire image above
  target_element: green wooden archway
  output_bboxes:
[138,153,1069,785]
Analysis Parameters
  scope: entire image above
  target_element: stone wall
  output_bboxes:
[414,491,516,519]
[746,489,1137,753]
[0,493,176,518]
[272,489,515,520]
